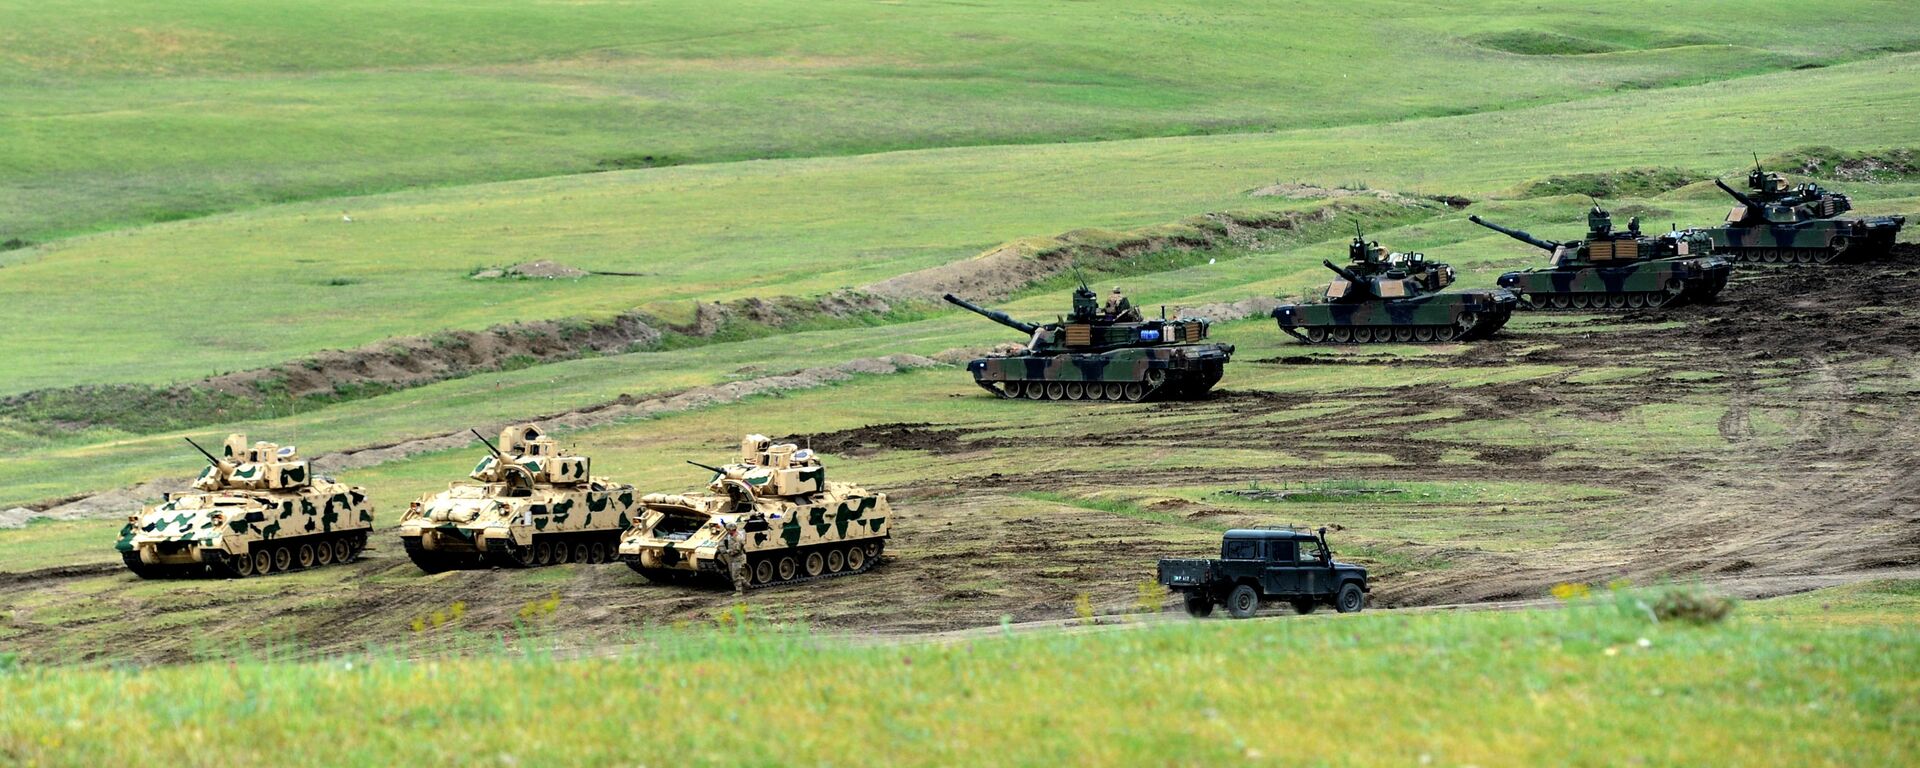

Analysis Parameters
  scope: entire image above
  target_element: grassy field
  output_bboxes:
[1,584,1913,766]
[4,0,1914,242]
[2,46,1918,395]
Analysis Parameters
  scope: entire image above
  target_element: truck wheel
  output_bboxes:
[1336,582,1365,613]
[1184,594,1214,618]
[1292,598,1316,615]
[1226,585,1260,619]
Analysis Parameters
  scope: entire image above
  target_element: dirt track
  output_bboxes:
[4,247,1917,664]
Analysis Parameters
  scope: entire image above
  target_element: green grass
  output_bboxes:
[0,588,1912,766]
[5,0,1912,244]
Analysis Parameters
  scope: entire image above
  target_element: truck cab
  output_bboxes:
[1157,527,1369,619]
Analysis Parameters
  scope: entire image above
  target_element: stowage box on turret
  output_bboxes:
[944,286,1234,401]
[618,435,892,589]
[1271,225,1518,344]
[397,424,640,572]
[1706,162,1905,264]
[115,435,374,578]
[1472,204,1733,311]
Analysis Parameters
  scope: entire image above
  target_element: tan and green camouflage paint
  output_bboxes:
[397,424,639,553]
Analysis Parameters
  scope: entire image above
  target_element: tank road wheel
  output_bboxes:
[1391,326,1414,343]
[777,555,799,582]
[1122,382,1147,402]
[1329,327,1353,343]
[753,558,775,585]
[315,539,335,566]
[1336,582,1366,613]
[846,545,867,572]
[272,546,293,573]
[534,541,553,566]
[1044,382,1065,400]
[866,540,883,558]
[1413,326,1437,343]
[1627,292,1649,309]
[1226,584,1260,619]
[329,538,351,565]
[550,542,571,564]
[296,543,317,569]
[1065,382,1085,401]
[1022,381,1044,400]
[1548,294,1572,310]
[804,551,825,577]
[232,549,257,577]
[252,549,274,575]
[571,543,590,564]
[1571,294,1591,309]
[1350,327,1373,343]
[590,542,608,564]
[1184,593,1214,618]
[1103,383,1124,401]
[825,548,845,573]
[1304,328,1327,343]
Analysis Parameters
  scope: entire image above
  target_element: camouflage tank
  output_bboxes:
[115,435,373,578]
[396,425,640,572]
[1471,204,1733,311]
[943,285,1233,401]
[1706,161,1905,264]
[618,435,892,589]
[1271,226,1518,343]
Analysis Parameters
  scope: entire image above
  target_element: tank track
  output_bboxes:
[624,539,887,590]
[404,531,624,573]
[977,370,1220,402]
[1721,246,1843,265]
[123,530,369,579]
[1283,310,1512,345]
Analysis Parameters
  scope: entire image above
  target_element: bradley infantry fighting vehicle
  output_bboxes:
[1272,225,1517,343]
[397,424,640,572]
[1471,204,1732,310]
[1707,160,1905,264]
[943,285,1233,401]
[619,435,892,588]
[115,435,374,578]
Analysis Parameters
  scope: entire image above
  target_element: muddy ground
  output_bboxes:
[3,247,1917,664]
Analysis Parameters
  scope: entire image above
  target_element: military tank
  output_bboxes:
[115,434,374,578]
[1706,161,1905,264]
[618,435,892,589]
[396,424,640,572]
[1271,226,1517,343]
[1471,204,1733,311]
[943,285,1233,401]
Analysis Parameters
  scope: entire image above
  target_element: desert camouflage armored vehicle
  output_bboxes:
[1471,204,1733,310]
[397,425,640,572]
[619,435,891,589]
[944,285,1233,401]
[115,435,373,578]
[1272,226,1517,343]
[1707,161,1905,264]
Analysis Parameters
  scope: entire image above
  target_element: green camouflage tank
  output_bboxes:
[396,424,640,572]
[618,434,892,589]
[1707,162,1905,264]
[115,434,374,578]
[944,286,1234,401]
[1272,226,1517,344]
[1472,204,1733,311]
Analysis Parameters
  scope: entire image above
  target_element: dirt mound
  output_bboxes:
[795,422,982,457]
[1770,146,1920,183]
[1510,167,1701,199]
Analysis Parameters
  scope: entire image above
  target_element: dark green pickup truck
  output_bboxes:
[1158,527,1369,618]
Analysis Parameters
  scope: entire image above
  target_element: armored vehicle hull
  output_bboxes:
[397,425,641,572]
[619,435,892,589]
[1497,257,1732,310]
[1707,217,1904,264]
[1274,290,1516,343]
[116,434,374,579]
[962,345,1232,401]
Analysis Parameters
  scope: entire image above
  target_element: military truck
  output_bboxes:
[115,435,374,578]
[1272,225,1517,343]
[618,434,892,589]
[1157,527,1368,618]
[397,425,640,572]
[1472,204,1732,310]
[1706,161,1905,264]
[944,285,1233,401]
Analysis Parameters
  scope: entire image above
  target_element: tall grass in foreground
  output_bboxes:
[1,593,1913,766]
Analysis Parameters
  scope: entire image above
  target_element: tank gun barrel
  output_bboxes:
[183,437,224,467]
[1468,215,1559,251]
[1714,178,1761,209]
[687,460,728,475]
[943,293,1040,334]
[1322,259,1366,286]
[471,428,504,459]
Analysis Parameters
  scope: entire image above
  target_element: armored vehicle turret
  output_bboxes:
[618,434,892,589]
[1472,204,1733,310]
[115,435,374,578]
[1271,226,1517,343]
[396,424,640,572]
[944,285,1234,401]
[1706,161,1905,264]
